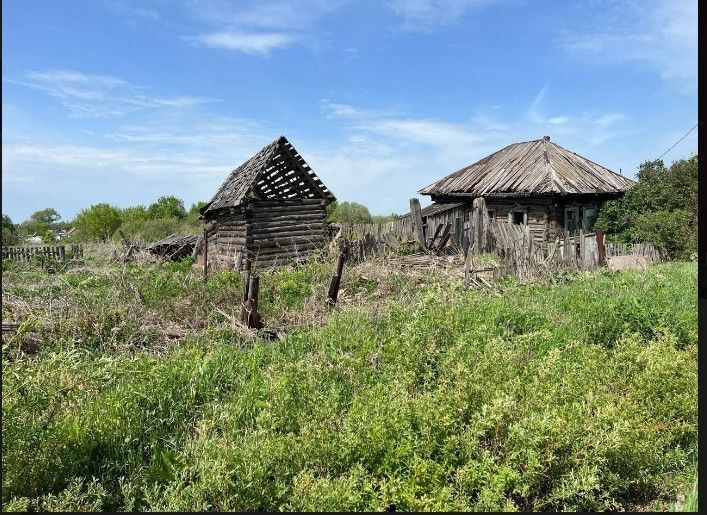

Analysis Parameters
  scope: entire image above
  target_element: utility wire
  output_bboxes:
[656,122,698,161]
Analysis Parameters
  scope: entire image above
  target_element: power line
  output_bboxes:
[656,122,698,161]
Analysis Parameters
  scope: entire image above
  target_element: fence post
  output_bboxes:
[239,258,252,324]
[203,228,209,283]
[326,249,347,307]
[596,229,606,266]
[246,275,261,329]
[409,198,425,248]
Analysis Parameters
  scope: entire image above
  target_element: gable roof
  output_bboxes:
[201,135,335,216]
[419,137,635,198]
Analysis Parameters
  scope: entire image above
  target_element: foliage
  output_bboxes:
[594,155,697,259]
[372,213,400,223]
[114,218,181,244]
[16,208,64,242]
[73,204,123,242]
[121,205,148,224]
[326,201,374,224]
[1,258,697,511]
[2,214,19,245]
[147,196,187,221]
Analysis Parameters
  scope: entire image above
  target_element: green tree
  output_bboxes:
[2,214,19,245]
[18,208,62,239]
[121,205,148,224]
[147,196,186,220]
[594,155,697,259]
[326,201,373,224]
[73,203,123,242]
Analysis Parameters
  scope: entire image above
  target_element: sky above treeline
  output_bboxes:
[2,0,698,222]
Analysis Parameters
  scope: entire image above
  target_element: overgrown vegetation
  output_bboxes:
[1,196,207,246]
[594,155,697,259]
[1,251,697,511]
[326,200,398,225]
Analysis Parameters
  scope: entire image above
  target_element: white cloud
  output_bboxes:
[194,31,295,54]
[186,0,347,54]
[560,0,696,93]
[387,0,500,31]
[6,70,217,118]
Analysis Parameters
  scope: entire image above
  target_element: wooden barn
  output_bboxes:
[419,136,635,243]
[199,136,336,268]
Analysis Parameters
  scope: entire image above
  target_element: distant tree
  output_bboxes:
[73,203,123,242]
[121,205,149,224]
[326,201,373,224]
[594,155,697,259]
[188,201,207,216]
[18,208,62,239]
[372,213,400,223]
[147,196,187,220]
[2,214,19,245]
[30,208,61,225]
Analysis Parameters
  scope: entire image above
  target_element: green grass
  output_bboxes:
[1,259,697,511]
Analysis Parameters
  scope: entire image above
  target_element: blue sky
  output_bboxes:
[2,0,697,222]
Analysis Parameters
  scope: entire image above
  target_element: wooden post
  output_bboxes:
[579,229,586,268]
[240,258,252,324]
[596,229,606,267]
[59,245,66,262]
[454,216,463,251]
[203,228,208,283]
[326,249,347,306]
[246,275,261,329]
[409,198,425,249]
[471,197,488,254]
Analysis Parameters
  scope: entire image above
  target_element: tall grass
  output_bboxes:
[1,261,697,511]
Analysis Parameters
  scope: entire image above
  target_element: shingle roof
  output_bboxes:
[419,137,635,197]
[201,135,335,216]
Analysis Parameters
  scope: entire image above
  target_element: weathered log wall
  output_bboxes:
[203,199,330,269]
[247,199,328,267]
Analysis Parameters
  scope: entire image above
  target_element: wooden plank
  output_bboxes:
[409,198,425,248]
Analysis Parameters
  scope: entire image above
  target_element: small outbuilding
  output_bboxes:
[199,136,336,268]
[419,136,635,242]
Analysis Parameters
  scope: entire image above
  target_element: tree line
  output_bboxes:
[1,197,398,246]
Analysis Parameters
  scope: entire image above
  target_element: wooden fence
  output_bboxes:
[2,245,83,261]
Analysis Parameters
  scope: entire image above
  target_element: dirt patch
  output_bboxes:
[607,255,648,271]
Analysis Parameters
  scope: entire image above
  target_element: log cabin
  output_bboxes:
[418,136,635,243]
[199,136,336,268]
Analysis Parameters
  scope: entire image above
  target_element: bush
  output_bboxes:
[594,155,697,258]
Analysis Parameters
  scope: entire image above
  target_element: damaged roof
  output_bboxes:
[419,136,635,198]
[201,135,336,217]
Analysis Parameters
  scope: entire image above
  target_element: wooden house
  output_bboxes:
[419,136,635,243]
[199,136,336,268]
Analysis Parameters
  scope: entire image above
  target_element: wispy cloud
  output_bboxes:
[6,70,217,118]
[193,31,295,54]
[187,0,347,54]
[387,0,500,32]
[560,0,696,93]
[314,93,632,212]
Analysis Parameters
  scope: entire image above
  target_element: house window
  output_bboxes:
[512,211,525,225]
[488,209,496,222]
[582,206,597,231]
[564,206,580,234]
